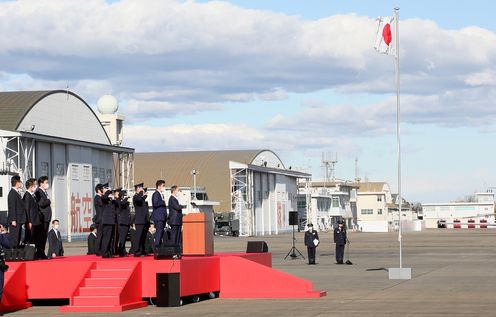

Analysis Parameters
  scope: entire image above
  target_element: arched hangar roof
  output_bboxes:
[0,90,111,145]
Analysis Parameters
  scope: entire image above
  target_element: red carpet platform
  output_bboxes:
[1,252,325,313]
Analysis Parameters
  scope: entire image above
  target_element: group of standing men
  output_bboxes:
[91,179,183,258]
[7,175,63,259]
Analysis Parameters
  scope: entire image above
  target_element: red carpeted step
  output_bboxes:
[84,277,127,287]
[72,295,121,306]
[78,286,122,296]
[90,268,132,278]
[60,301,148,313]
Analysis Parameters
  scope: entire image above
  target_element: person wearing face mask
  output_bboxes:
[23,178,40,254]
[133,183,150,257]
[334,219,347,264]
[35,176,52,259]
[168,185,184,255]
[304,223,319,265]
[7,175,27,248]
[145,222,156,255]
[47,219,64,258]
[151,180,167,248]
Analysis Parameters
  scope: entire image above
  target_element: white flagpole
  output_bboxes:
[394,7,403,269]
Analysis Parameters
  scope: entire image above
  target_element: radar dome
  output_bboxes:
[97,95,119,114]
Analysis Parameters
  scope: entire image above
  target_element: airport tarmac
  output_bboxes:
[9,228,496,316]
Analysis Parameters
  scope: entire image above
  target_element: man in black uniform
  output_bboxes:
[92,183,105,255]
[168,185,183,254]
[116,189,131,257]
[304,223,319,265]
[132,183,149,257]
[7,175,26,248]
[24,179,41,255]
[100,186,116,258]
[333,220,347,264]
[35,176,52,259]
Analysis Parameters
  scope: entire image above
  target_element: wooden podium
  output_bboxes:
[182,212,214,256]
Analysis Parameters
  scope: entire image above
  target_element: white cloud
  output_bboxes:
[125,99,224,122]
[123,123,265,151]
[0,0,495,105]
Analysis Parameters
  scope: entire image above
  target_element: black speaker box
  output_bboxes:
[5,245,36,261]
[156,273,181,307]
[154,244,181,260]
[289,211,298,226]
[246,241,268,253]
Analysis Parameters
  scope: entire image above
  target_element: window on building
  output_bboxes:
[297,201,306,209]
[378,209,383,215]
[106,169,112,183]
[361,209,373,215]
[40,162,49,176]
[56,163,65,176]
[332,197,340,208]
[377,195,383,202]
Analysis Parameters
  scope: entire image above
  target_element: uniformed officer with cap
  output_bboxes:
[333,219,347,264]
[93,183,105,255]
[132,183,149,257]
[304,223,319,265]
[115,188,131,257]
[100,184,116,258]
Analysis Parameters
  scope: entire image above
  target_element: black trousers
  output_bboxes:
[40,222,50,256]
[170,225,182,253]
[335,244,345,263]
[133,224,148,255]
[9,224,22,248]
[101,224,114,257]
[154,221,165,248]
[95,223,103,254]
[118,225,129,255]
[31,224,45,257]
[307,247,316,264]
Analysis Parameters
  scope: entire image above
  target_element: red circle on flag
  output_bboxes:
[382,23,392,46]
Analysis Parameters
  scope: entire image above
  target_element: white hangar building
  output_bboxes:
[0,90,134,241]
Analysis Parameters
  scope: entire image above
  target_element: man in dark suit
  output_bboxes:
[24,179,42,256]
[87,224,98,255]
[35,176,52,259]
[304,223,319,265]
[133,183,149,257]
[47,219,64,258]
[168,185,183,253]
[151,180,167,248]
[116,189,131,257]
[92,183,105,255]
[144,223,156,255]
[334,220,347,264]
[7,175,27,248]
[100,187,116,258]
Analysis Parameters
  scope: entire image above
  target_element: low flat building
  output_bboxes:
[422,192,495,228]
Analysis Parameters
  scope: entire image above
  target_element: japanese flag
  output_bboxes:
[374,16,396,56]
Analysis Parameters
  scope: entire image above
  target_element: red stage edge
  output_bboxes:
[1,252,326,313]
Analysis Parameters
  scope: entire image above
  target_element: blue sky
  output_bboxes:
[0,0,495,203]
